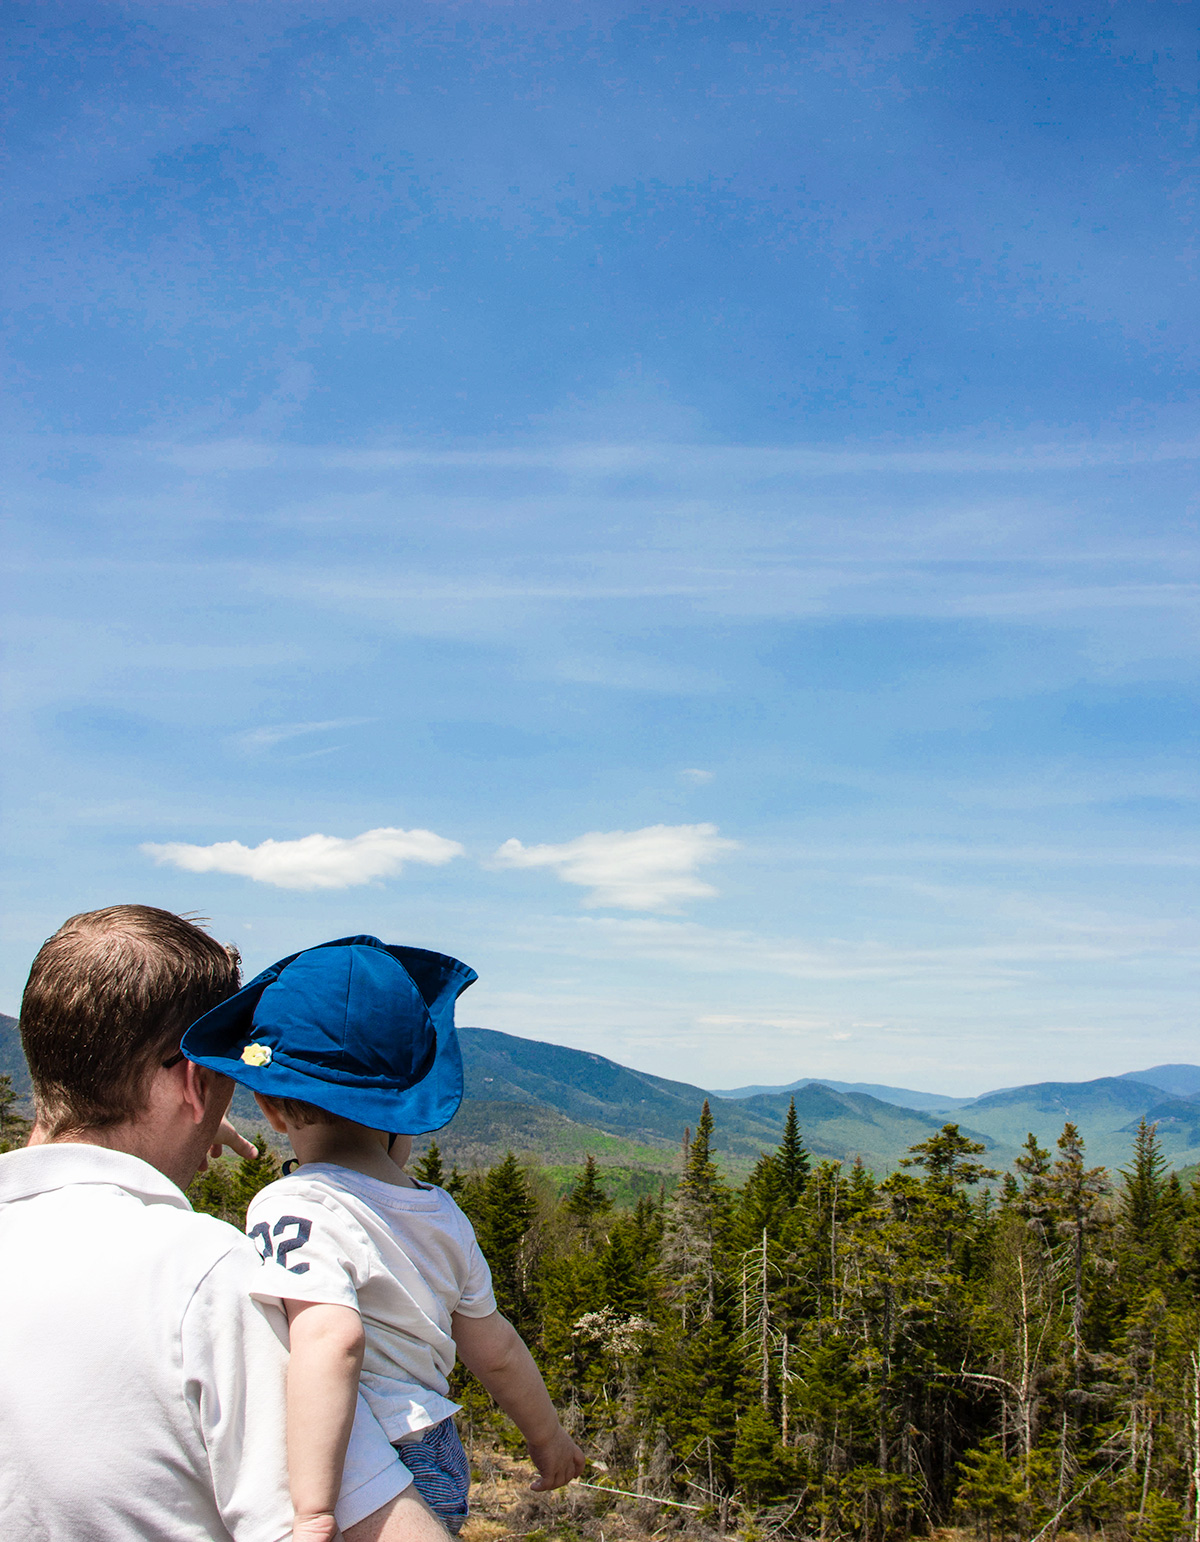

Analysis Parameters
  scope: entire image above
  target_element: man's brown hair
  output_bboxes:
[20,905,241,1138]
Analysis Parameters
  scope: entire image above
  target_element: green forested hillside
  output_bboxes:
[191,1102,1200,1539]
[946,1077,1200,1170]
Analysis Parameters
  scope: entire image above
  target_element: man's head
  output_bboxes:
[20,904,241,1139]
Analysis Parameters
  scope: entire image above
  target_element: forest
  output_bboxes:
[7,1069,1197,1542]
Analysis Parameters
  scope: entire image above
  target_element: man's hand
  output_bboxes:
[527,1424,586,1492]
[209,1117,258,1162]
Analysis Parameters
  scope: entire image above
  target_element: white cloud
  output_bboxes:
[232,718,374,754]
[491,823,738,911]
[142,826,464,890]
[680,767,714,783]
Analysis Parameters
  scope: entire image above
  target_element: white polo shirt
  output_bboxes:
[0,1143,410,1541]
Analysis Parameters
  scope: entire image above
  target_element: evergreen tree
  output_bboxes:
[564,1155,613,1223]
[1048,1121,1110,1388]
[901,1123,999,1193]
[188,1160,239,1223]
[230,1145,282,1220]
[1120,1118,1168,1259]
[474,1152,535,1328]
[679,1100,720,1203]
[413,1141,445,1187]
[353,1102,1200,1538]
[0,1074,31,1153]
[598,1223,646,1315]
[776,1097,811,1202]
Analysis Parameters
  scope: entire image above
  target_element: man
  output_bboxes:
[0,904,454,1542]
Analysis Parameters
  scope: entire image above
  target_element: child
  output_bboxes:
[182,935,584,1541]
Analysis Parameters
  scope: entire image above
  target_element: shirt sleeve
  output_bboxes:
[336,1392,413,1532]
[246,1184,368,1311]
[448,1199,498,1318]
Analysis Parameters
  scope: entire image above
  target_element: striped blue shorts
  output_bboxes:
[394,1417,471,1533]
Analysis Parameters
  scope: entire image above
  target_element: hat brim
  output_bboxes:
[181,937,472,1135]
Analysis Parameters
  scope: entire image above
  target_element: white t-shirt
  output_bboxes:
[246,1165,498,1442]
[0,1144,410,1541]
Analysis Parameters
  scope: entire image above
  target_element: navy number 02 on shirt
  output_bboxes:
[248,1215,312,1273]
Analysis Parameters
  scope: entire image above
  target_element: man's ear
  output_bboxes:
[182,1061,221,1125]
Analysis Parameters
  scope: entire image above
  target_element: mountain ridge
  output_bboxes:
[3,1013,1196,1176]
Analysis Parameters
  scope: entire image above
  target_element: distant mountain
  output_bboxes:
[3,1010,1197,1178]
[733,1083,1003,1172]
[459,1026,782,1157]
[948,1077,1200,1171]
[712,1076,974,1113]
[1118,1065,1200,1098]
[0,1014,29,1095]
[456,1029,997,1171]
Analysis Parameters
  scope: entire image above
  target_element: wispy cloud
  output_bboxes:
[680,768,714,784]
[91,432,1200,480]
[142,826,464,890]
[491,823,739,911]
[536,913,1199,987]
[232,718,374,755]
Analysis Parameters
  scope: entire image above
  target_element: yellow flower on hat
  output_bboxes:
[241,1043,273,1067]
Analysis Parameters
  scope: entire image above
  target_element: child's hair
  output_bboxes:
[259,1093,343,1128]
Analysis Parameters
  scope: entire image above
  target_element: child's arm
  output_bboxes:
[285,1300,367,1542]
[452,1310,585,1491]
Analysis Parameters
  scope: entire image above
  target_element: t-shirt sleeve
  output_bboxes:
[245,1184,368,1311]
[448,1199,498,1318]
[337,1392,412,1532]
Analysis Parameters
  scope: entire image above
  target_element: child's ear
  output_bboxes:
[253,1092,289,1134]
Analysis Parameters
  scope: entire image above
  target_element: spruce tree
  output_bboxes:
[1049,1120,1110,1387]
[901,1123,998,1193]
[564,1155,613,1222]
[230,1145,281,1220]
[413,1140,445,1187]
[776,1097,811,1202]
[680,1100,720,1203]
[188,1161,238,1223]
[1120,1118,1167,1251]
[0,1074,31,1153]
[598,1223,645,1315]
[474,1152,534,1328]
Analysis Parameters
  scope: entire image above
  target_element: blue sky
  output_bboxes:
[2,3,1196,1093]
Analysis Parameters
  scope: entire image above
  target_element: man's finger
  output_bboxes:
[209,1117,258,1160]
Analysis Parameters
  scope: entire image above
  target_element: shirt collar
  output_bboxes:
[0,1142,192,1210]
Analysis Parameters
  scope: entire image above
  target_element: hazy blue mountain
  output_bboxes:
[951,1077,1200,1171]
[735,1083,1006,1171]
[712,1076,974,1112]
[0,1014,29,1095]
[1118,1065,1200,1098]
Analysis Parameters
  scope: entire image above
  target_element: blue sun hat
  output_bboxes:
[180,935,476,1134]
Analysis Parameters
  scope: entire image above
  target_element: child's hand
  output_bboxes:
[291,1511,342,1542]
[527,1425,586,1492]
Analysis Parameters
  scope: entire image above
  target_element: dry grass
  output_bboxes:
[462,1444,710,1542]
